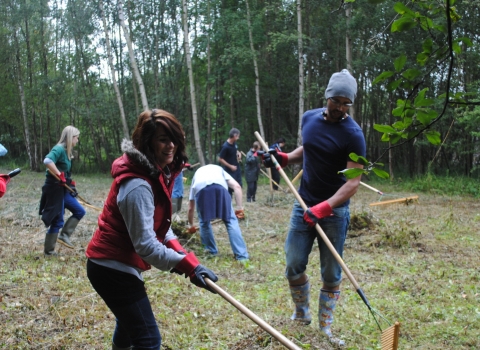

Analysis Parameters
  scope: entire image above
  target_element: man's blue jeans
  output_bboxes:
[285,201,350,288]
[198,202,249,260]
[48,190,86,234]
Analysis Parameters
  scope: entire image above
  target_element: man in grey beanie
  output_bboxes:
[260,69,366,346]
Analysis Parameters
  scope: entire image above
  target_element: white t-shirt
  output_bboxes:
[189,164,233,200]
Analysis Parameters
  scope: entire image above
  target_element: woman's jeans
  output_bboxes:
[198,202,249,260]
[87,260,161,350]
[285,201,350,288]
[48,190,86,233]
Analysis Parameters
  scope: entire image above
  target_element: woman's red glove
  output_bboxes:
[303,201,333,227]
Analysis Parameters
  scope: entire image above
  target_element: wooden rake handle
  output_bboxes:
[204,278,301,350]
[254,132,372,308]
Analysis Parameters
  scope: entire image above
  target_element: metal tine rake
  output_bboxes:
[254,132,400,350]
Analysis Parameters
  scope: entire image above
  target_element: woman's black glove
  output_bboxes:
[190,265,218,294]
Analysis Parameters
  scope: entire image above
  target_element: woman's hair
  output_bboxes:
[273,137,286,145]
[57,126,80,159]
[131,109,188,172]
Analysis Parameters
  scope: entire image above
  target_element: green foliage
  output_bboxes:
[339,153,390,180]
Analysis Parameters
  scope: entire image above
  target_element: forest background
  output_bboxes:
[0,0,479,183]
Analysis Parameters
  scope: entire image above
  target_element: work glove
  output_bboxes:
[58,172,67,184]
[189,265,218,294]
[184,163,193,171]
[185,226,197,234]
[0,174,11,184]
[165,238,188,255]
[257,150,288,168]
[235,209,245,220]
[303,201,333,227]
[68,180,78,197]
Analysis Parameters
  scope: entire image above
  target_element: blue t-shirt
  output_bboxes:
[298,108,366,207]
[218,141,238,173]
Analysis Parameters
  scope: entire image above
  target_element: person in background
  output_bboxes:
[218,128,242,196]
[86,109,218,350]
[245,141,260,202]
[187,164,249,264]
[269,137,286,191]
[39,126,86,256]
[261,69,366,346]
[172,163,193,215]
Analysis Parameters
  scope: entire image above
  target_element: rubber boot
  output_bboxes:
[289,280,312,324]
[44,233,58,257]
[57,216,79,249]
[319,289,345,346]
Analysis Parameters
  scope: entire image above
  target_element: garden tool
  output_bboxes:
[47,169,103,212]
[254,131,400,350]
[205,278,301,350]
[8,168,21,178]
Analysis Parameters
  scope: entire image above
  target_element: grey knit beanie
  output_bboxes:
[325,69,357,103]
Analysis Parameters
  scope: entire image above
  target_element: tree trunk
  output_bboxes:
[100,0,129,140]
[345,4,355,120]
[12,28,34,170]
[118,0,148,111]
[182,0,205,165]
[246,0,265,137]
[293,0,305,177]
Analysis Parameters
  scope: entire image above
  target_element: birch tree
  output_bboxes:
[100,0,129,139]
[296,0,304,147]
[117,0,148,111]
[245,0,264,137]
[182,0,205,165]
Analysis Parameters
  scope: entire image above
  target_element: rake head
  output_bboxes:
[381,322,400,350]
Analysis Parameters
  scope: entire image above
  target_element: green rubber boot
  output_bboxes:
[289,280,312,325]
[57,216,79,249]
[319,289,345,346]
[44,233,58,257]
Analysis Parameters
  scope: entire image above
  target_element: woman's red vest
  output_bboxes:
[86,153,180,271]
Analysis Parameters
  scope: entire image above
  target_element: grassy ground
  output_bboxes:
[0,169,479,349]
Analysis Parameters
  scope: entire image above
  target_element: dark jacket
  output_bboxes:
[244,149,260,183]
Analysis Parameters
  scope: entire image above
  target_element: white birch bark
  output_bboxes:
[117,0,148,111]
[246,0,265,137]
[345,5,355,119]
[100,0,129,139]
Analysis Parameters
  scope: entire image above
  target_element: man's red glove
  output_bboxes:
[303,201,333,227]
[184,163,192,170]
[170,252,199,277]
[58,172,67,184]
[0,174,10,198]
[257,150,288,168]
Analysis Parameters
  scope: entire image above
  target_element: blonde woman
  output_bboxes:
[39,126,85,256]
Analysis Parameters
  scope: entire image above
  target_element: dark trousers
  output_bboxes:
[271,168,281,190]
[86,260,161,350]
[247,181,257,201]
